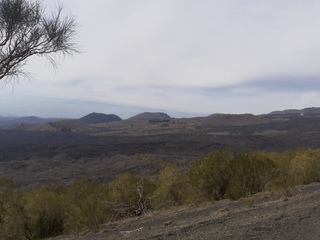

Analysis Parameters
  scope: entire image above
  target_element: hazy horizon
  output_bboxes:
[1,92,318,120]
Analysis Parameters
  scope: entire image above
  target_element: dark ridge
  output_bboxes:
[17,116,42,123]
[264,107,320,119]
[79,112,122,124]
[126,112,171,122]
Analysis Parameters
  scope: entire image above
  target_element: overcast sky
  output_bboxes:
[1,0,320,118]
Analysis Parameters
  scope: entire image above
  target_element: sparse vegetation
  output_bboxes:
[0,147,319,239]
[151,164,186,208]
[107,173,156,218]
[23,186,67,239]
[186,149,232,202]
[64,179,111,234]
[0,177,25,240]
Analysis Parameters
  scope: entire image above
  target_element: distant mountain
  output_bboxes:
[79,112,122,124]
[126,112,172,122]
[1,107,319,129]
[16,116,44,124]
[265,107,320,118]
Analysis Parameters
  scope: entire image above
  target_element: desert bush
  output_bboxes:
[266,149,320,195]
[226,152,276,199]
[186,150,277,201]
[23,185,67,239]
[265,151,298,195]
[0,177,25,240]
[0,177,15,191]
[64,178,111,234]
[107,173,156,218]
[151,164,186,209]
[288,149,320,185]
[186,149,232,202]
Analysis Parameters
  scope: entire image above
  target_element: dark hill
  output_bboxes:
[79,112,121,124]
[17,116,43,124]
[126,112,171,122]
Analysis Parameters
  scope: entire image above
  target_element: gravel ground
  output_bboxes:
[50,183,320,240]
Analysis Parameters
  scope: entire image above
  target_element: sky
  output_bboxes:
[1,0,320,119]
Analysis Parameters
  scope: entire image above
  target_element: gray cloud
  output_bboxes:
[1,0,320,117]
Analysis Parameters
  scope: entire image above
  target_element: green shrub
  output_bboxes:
[264,151,295,194]
[226,152,276,199]
[107,173,156,218]
[267,149,320,195]
[64,178,111,234]
[23,185,67,239]
[289,149,320,185]
[0,177,25,240]
[151,164,186,209]
[186,150,277,201]
[186,149,232,202]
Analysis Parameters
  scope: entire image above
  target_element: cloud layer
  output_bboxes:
[1,0,320,117]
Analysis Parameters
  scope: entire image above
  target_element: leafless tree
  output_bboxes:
[0,0,79,85]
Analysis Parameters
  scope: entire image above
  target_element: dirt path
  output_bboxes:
[51,183,320,240]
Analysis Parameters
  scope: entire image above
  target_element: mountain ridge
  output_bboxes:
[1,107,320,129]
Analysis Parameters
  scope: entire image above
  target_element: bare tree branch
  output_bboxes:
[0,0,79,85]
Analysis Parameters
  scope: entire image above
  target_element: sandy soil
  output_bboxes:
[50,183,320,240]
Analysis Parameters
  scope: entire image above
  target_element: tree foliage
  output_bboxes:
[0,0,78,84]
